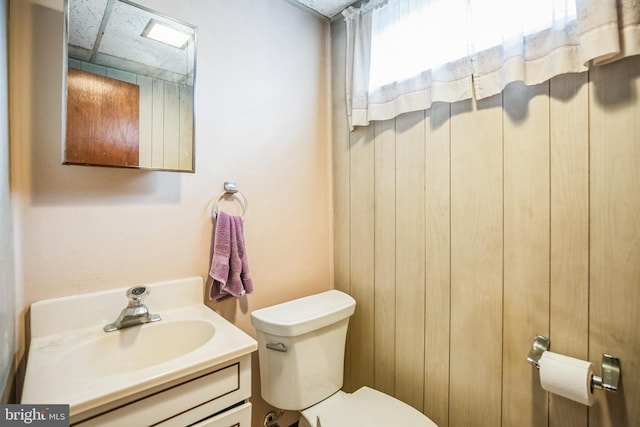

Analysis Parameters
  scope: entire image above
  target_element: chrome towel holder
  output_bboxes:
[527,335,621,393]
[212,181,248,220]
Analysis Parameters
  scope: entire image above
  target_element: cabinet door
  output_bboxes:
[66,68,140,167]
[192,402,251,427]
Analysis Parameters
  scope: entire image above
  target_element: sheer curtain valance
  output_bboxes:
[343,0,640,130]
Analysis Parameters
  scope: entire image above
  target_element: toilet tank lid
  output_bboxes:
[250,290,356,337]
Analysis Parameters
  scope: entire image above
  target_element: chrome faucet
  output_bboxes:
[104,286,161,332]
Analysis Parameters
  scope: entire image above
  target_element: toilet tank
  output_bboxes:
[250,290,356,410]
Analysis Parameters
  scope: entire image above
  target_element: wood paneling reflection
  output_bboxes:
[66,68,139,167]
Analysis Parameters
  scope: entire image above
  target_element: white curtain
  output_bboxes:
[343,0,640,130]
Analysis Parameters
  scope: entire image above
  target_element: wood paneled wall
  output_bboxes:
[332,18,640,427]
[68,60,193,170]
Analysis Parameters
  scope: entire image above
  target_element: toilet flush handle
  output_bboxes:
[266,342,287,352]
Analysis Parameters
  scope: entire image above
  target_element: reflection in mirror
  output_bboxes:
[64,0,196,172]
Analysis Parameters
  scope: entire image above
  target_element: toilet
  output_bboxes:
[250,290,438,427]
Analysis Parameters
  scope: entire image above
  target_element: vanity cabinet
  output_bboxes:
[74,354,252,427]
[22,278,257,427]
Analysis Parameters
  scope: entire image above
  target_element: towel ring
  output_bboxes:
[212,182,248,220]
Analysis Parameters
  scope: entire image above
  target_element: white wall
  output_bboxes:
[9,0,331,423]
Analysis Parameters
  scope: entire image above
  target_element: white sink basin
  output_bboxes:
[59,319,216,377]
[21,277,257,424]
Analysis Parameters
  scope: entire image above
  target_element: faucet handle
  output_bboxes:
[127,286,150,306]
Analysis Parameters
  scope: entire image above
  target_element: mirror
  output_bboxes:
[64,0,196,172]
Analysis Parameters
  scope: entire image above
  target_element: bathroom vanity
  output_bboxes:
[21,277,257,426]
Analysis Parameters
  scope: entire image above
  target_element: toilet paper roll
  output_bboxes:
[538,351,595,406]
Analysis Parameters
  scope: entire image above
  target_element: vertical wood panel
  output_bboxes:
[395,111,426,411]
[151,79,165,168]
[138,75,153,168]
[502,82,550,427]
[374,119,397,395]
[163,82,180,169]
[179,85,194,171]
[349,125,376,389]
[423,102,451,426]
[549,72,589,427]
[450,96,503,427]
[589,56,640,427]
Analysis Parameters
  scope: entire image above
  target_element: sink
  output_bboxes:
[21,277,257,424]
[59,319,215,377]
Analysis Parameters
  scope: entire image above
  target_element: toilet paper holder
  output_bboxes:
[527,335,621,393]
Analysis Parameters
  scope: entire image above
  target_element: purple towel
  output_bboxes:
[209,211,231,283]
[209,211,254,301]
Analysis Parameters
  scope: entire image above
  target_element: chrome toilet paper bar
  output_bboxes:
[592,354,621,392]
[526,335,621,393]
[526,335,550,368]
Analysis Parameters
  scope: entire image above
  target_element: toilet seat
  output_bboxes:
[301,387,438,427]
[299,390,349,427]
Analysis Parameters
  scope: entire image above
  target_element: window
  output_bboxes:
[369,0,471,90]
[343,0,639,130]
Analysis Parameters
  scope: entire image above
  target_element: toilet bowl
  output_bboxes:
[250,290,438,427]
[299,387,437,427]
